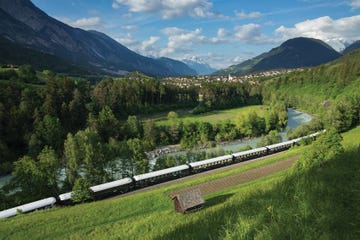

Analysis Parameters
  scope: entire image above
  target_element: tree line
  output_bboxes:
[0,67,267,208]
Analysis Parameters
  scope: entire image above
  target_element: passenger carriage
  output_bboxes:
[188,155,233,173]
[133,164,190,187]
[89,177,134,199]
[232,147,268,162]
[0,197,56,219]
[266,140,295,153]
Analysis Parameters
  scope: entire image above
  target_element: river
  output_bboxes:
[148,108,312,163]
[0,108,312,187]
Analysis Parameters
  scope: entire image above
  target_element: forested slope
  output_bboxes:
[262,50,360,133]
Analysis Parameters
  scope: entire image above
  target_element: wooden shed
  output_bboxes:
[171,189,205,214]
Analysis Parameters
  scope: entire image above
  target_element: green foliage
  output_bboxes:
[28,115,63,157]
[96,106,121,141]
[1,127,358,239]
[257,130,282,147]
[126,138,149,175]
[262,50,360,133]
[294,129,344,171]
[17,65,38,83]
[167,111,178,120]
[64,128,108,187]
[124,115,143,139]
[2,147,59,207]
[71,178,92,203]
[143,119,159,148]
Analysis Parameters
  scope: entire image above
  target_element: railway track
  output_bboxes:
[113,152,298,199]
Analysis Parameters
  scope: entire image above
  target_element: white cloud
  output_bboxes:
[115,33,140,49]
[60,17,102,30]
[112,2,120,9]
[140,36,161,56]
[113,0,216,19]
[231,56,244,63]
[350,0,360,9]
[234,23,273,44]
[275,15,360,51]
[121,25,138,30]
[217,28,228,38]
[160,27,209,55]
[236,10,262,20]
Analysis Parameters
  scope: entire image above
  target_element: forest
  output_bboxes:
[0,50,359,209]
[0,66,283,208]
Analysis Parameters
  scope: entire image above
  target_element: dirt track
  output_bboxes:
[115,153,299,199]
[168,156,298,198]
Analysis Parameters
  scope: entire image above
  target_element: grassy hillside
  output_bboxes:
[1,126,359,239]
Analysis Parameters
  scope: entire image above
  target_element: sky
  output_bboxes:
[31,0,360,69]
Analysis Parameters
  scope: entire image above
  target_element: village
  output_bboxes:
[162,69,301,88]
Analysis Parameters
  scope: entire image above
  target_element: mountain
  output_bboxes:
[157,57,197,76]
[342,40,360,55]
[0,36,95,75]
[0,0,194,77]
[215,37,341,75]
[182,57,217,75]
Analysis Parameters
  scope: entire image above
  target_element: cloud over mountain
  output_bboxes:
[275,15,360,51]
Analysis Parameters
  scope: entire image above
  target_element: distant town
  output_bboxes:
[163,69,302,88]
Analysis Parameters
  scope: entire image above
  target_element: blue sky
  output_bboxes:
[31,0,360,69]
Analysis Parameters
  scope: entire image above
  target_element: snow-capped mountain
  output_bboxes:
[183,56,217,75]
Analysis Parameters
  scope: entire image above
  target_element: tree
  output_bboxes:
[153,155,176,171]
[296,128,344,171]
[265,110,279,132]
[18,65,38,83]
[64,128,108,187]
[6,147,60,202]
[180,122,200,149]
[167,111,179,121]
[28,115,63,157]
[124,115,143,139]
[198,121,214,146]
[257,130,282,147]
[71,178,92,203]
[97,106,121,141]
[143,119,158,148]
[126,138,149,175]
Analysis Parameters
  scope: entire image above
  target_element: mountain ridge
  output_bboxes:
[215,37,342,75]
[0,0,195,77]
[342,40,360,55]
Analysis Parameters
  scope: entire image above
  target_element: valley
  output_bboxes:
[0,0,359,239]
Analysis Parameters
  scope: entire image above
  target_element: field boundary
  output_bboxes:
[168,156,298,198]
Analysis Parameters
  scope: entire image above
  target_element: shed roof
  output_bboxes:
[172,189,205,213]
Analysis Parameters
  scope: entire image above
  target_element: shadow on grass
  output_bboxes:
[205,193,234,209]
[155,146,360,240]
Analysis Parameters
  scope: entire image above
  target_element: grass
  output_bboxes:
[1,126,359,239]
[155,105,264,126]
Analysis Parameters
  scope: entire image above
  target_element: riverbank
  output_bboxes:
[147,108,312,162]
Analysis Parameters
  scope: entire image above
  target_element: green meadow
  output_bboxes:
[154,105,264,126]
[0,126,359,239]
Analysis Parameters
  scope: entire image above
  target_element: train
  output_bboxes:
[0,131,324,219]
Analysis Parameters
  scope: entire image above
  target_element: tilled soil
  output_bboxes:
[168,156,298,198]
[116,154,298,199]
